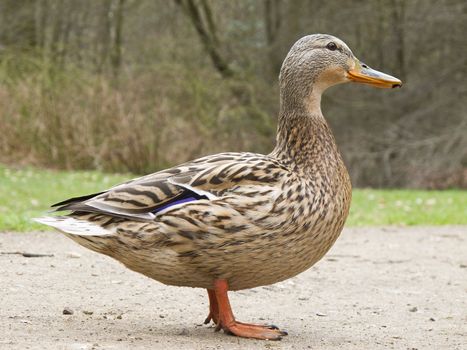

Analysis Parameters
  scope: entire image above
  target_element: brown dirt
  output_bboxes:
[1,227,466,350]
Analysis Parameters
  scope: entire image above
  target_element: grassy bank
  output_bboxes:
[0,165,465,232]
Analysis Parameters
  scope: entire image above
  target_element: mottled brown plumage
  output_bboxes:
[36,34,401,340]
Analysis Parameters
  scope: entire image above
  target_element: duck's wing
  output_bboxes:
[51,152,288,221]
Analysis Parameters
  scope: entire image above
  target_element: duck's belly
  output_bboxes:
[68,183,350,291]
[205,184,351,290]
[119,220,346,291]
[214,215,347,290]
[85,207,348,291]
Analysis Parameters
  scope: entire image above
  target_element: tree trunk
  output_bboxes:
[264,0,282,77]
[111,0,126,79]
[175,0,234,78]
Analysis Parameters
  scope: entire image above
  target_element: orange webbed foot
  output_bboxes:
[205,280,288,340]
[220,321,288,340]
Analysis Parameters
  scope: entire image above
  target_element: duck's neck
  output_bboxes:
[271,89,339,169]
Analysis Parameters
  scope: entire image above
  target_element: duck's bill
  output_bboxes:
[347,62,402,88]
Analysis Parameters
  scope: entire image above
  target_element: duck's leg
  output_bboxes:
[204,289,219,325]
[211,279,288,340]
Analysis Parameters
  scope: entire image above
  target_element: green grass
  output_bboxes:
[0,165,466,231]
[0,165,129,232]
[348,189,466,226]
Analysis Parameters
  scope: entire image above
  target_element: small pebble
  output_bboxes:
[409,307,418,312]
[63,307,74,315]
[178,328,189,336]
[83,310,94,315]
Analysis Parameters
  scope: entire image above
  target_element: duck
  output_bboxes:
[35,34,401,340]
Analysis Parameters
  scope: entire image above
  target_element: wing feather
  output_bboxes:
[51,152,287,220]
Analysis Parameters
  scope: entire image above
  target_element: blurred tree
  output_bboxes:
[175,0,234,78]
[0,0,465,188]
[264,0,283,77]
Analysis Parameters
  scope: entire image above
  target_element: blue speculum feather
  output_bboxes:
[151,189,208,214]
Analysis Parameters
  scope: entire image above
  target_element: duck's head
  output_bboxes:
[279,34,402,109]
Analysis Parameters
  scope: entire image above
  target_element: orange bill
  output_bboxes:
[347,61,402,88]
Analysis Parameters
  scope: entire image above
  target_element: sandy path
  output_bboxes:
[1,227,466,350]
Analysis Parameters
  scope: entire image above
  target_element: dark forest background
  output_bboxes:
[0,0,465,188]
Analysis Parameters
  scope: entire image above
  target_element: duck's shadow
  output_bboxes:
[61,316,350,347]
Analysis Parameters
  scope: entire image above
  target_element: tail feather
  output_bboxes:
[34,216,114,236]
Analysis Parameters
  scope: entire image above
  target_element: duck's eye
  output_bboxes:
[326,42,337,51]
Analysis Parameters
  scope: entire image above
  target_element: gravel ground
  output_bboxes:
[1,227,466,350]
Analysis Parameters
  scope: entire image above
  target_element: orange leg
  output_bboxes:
[204,289,219,325]
[205,279,287,340]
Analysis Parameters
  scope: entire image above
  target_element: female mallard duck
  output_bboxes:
[36,34,401,340]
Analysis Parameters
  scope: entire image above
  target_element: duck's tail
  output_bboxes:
[34,216,114,236]
[33,215,118,255]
